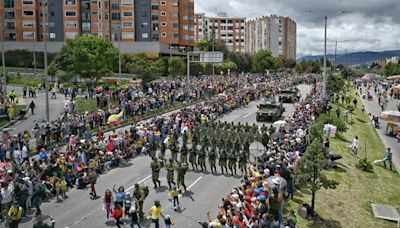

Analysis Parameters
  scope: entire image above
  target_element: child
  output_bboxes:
[129,199,141,228]
[169,185,181,211]
[124,192,132,217]
[164,214,175,228]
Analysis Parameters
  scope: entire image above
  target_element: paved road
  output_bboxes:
[359,85,400,174]
[19,84,311,228]
[3,85,65,136]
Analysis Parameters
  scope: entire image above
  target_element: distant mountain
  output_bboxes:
[297,50,400,65]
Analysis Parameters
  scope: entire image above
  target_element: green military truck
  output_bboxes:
[256,102,284,122]
[278,88,300,103]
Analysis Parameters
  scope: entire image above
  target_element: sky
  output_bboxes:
[194,0,400,58]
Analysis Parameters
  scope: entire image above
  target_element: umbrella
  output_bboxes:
[273,120,287,126]
[265,176,287,188]
[0,162,12,168]
[380,110,400,122]
[270,132,285,139]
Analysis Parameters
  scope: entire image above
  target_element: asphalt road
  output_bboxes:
[19,84,311,228]
[3,85,65,136]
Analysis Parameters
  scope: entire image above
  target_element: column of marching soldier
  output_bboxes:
[149,120,274,191]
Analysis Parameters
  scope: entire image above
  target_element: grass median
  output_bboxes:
[287,89,400,227]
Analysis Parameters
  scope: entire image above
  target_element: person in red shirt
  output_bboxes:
[112,203,124,228]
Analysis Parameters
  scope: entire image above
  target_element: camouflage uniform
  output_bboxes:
[150,158,162,188]
[176,162,188,191]
[219,150,228,174]
[197,146,207,172]
[189,148,198,170]
[166,159,176,189]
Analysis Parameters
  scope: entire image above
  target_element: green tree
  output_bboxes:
[219,60,237,75]
[296,140,339,216]
[168,56,186,77]
[327,73,346,95]
[252,50,276,75]
[53,35,118,81]
[128,53,164,87]
[195,39,210,52]
[384,62,399,76]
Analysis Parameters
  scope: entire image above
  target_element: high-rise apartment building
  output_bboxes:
[0,0,194,54]
[246,15,296,59]
[207,12,245,53]
[194,13,208,41]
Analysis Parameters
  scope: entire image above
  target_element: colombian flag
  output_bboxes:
[107,110,124,126]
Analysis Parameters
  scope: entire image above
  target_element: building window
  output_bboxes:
[122,21,133,28]
[98,22,102,31]
[111,13,121,20]
[65,11,77,17]
[151,3,159,10]
[50,33,56,39]
[82,22,91,30]
[23,0,34,5]
[98,0,101,9]
[23,10,34,17]
[142,33,149,39]
[65,21,77,28]
[151,15,159,21]
[23,20,35,28]
[105,12,109,20]
[161,11,166,16]
[4,0,15,8]
[172,23,179,28]
[4,11,16,19]
[98,12,102,20]
[5,22,15,30]
[111,2,120,9]
[66,32,77,39]
[152,23,159,31]
[122,0,133,4]
[173,13,179,18]
[141,22,148,28]
[160,1,166,5]
[122,32,134,39]
[23,32,35,39]
[65,0,76,5]
[161,22,167,27]
[173,33,179,39]
[161,32,167,37]
[112,23,121,30]
[104,1,108,9]
[123,11,133,17]
[5,33,16,41]
[183,25,189,30]
[172,2,178,7]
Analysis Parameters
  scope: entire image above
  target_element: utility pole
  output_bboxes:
[1,15,6,93]
[118,30,121,78]
[212,27,215,76]
[323,16,327,100]
[33,30,37,75]
[334,40,337,70]
[43,1,50,122]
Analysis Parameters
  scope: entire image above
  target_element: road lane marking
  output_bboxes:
[178,176,203,198]
[243,112,253,118]
[126,175,152,192]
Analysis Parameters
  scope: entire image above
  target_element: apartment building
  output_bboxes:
[246,15,297,59]
[207,12,245,53]
[194,13,208,41]
[0,0,194,53]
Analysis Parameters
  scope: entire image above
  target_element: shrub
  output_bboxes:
[356,158,374,172]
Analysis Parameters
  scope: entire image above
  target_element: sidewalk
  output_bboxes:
[1,85,66,136]
[359,86,400,175]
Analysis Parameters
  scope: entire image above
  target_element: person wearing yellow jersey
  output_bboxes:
[169,185,181,211]
[8,201,23,228]
[148,200,164,228]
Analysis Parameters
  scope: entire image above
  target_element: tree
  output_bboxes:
[252,50,276,75]
[195,39,210,52]
[168,56,186,77]
[384,62,399,76]
[296,140,339,216]
[53,35,118,81]
[327,73,346,95]
[127,53,164,87]
[219,60,237,75]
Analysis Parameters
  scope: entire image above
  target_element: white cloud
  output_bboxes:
[195,0,400,57]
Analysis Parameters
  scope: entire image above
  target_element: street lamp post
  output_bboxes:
[1,16,6,93]
[118,30,121,78]
[323,16,327,99]
[43,1,50,122]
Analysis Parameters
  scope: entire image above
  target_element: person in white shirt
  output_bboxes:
[1,182,14,221]
[351,136,360,155]
[21,145,29,164]
[24,177,33,209]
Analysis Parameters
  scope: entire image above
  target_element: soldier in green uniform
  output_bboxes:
[176,162,188,191]
[150,158,162,189]
[208,144,217,174]
[149,141,157,160]
[166,159,176,190]
[219,149,228,174]
[198,146,207,172]
[228,148,237,175]
[180,143,188,164]
[133,183,149,219]
[239,151,248,175]
[189,147,198,171]
[170,142,178,162]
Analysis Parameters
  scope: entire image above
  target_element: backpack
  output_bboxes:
[142,186,149,198]
[38,185,46,199]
